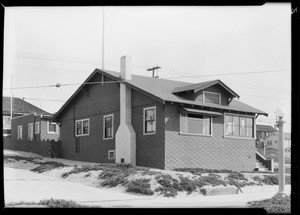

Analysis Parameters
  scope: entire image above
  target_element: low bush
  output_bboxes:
[4,155,42,163]
[179,176,198,194]
[248,195,290,213]
[262,175,278,185]
[228,172,247,181]
[39,198,94,208]
[31,162,67,173]
[200,175,227,187]
[61,165,103,178]
[155,174,181,197]
[126,179,154,195]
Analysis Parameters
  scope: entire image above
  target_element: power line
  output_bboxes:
[3,80,125,90]
[161,69,289,79]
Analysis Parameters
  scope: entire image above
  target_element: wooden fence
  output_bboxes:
[3,136,61,158]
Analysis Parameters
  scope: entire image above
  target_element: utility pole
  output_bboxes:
[10,74,13,120]
[147,66,161,78]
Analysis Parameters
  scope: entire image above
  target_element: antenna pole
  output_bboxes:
[147,66,161,78]
[102,6,105,70]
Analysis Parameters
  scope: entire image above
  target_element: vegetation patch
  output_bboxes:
[178,176,198,194]
[31,161,68,173]
[61,165,103,178]
[126,179,154,195]
[4,155,42,164]
[248,195,290,213]
[155,174,181,197]
[7,198,98,208]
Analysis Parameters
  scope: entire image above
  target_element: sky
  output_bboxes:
[3,4,291,132]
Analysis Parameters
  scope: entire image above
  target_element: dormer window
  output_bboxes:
[203,91,221,105]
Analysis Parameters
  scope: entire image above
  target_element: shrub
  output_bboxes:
[200,175,227,187]
[126,179,154,195]
[100,175,127,187]
[262,175,278,185]
[179,176,198,194]
[38,198,93,208]
[228,172,247,181]
[248,195,290,213]
[61,165,103,178]
[155,174,181,197]
[31,162,67,173]
[173,168,233,175]
[252,176,263,185]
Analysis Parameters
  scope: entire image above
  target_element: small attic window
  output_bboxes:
[203,91,221,105]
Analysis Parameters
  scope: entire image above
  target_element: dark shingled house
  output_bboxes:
[52,56,268,171]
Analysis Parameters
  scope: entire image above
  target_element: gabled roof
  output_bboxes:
[256,124,278,133]
[52,68,268,121]
[2,96,51,115]
[172,79,240,99]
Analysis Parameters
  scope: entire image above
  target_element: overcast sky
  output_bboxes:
[3,3,291,132]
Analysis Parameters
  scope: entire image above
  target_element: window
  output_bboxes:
[28,123,33,140]
[203,91,221,105]
[3,116,11,129]
[275,140,277,143]
[17,125,22,140]
[75,119,89,136]
[270,140,272,145]
[108,150,115,160]
[103,114,114,139]
[35,122,40,134]
[143,106,156,135]
[225,114,254,138]
[180,113,212,136]
[47,122,58,134]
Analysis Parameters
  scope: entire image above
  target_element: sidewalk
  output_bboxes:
[4,167,291,208]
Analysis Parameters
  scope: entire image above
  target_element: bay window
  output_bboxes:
[224,114,254,138]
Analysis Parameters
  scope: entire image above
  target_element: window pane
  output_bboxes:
[240,117,246,137]
[49,124,57,132]
[83,120,89,134]
[184,115,211,135]
[76,121,82,135]
[204,92,220,105]
[246,128,253,137]
[146,121,155,133]
[145,109,155,121]
[105,116,112,127]
[105,127,112,138]
[246,118,253,127]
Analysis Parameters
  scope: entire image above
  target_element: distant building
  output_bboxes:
[256,124,278,147]
[264,132,291,150]
[2,96,51,136]
[11,113,60,142]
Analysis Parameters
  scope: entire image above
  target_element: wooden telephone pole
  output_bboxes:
[147,66,161,78]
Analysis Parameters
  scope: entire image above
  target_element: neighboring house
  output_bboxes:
[2,96,51,136]
[52,56,268,171]
[264,132,291,150]
[11,113,60,142]
[256,124,278,147]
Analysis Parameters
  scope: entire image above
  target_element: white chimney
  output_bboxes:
[115,56,136,165]
[120,56,132,80]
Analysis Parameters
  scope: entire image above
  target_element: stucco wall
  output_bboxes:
[164,103,256,171]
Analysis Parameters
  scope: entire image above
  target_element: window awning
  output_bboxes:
[183,108,223,116]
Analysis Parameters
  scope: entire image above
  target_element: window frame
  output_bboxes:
[47,122,58,134]
[35,122,40,134]
[179,113,213,137]
[28,123,33,140]
[75,118,90,137]
[203,91,221,105]
[103,114,114,140]
[17,125,23,140]
[223,113,256,139]
[108,150,115,160]
[143,106,156,135]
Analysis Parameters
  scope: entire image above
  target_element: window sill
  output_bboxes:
[103,137,114,140]
[224,135,255,140]
[143,132,156,136]
[75,134,89,137]
[179,132,212,137]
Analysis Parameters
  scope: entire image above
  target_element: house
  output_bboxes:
[52,56,268,171]
[264,132,291,150]
[11,113,60,142]
[2,96,51,136]
[256,124,278,147]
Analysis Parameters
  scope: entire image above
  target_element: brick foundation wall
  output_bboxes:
[164,103,256,171]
